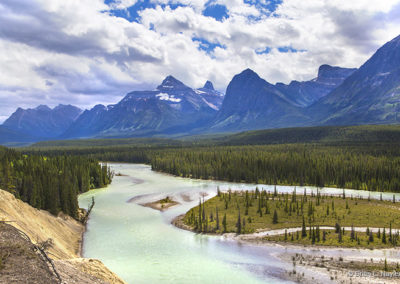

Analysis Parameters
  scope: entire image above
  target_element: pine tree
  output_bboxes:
[198,199,202,230]
[302,216,307,238]
[272,209,278,224]
[382,228,387,244]
[236,210,242,234]
[350,225,355,241]
[216,207,220,230]
[369,231,374,242]
[222,214,227,233]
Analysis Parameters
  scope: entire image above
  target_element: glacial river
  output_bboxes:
[79,163,400,284]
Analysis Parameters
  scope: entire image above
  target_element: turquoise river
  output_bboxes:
[79,163,400,284]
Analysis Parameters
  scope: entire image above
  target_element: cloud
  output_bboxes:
[0,0,400,120]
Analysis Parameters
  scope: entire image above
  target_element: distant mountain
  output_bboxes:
[62,76,223,138]
[275,65,357,107]
[2,104,82,139]
[310,34,400,125]
[0,125,36,145]
[209,69,308,132]
[3,34,400,143]
[196,80,224,109]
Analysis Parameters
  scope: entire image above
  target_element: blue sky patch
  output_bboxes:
[105,0,187,23]
[192,37,225,55]
[255,47,272,54]
[278,46,306,53]
[244,0,283,13]
[104,0,155,22]
[203,4,229,21]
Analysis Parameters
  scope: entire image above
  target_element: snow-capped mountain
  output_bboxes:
[62,76,223,138]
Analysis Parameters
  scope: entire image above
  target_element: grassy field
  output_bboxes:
[183,189,400,245]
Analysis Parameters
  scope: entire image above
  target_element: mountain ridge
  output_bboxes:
[2,104,82,140]
[2,34,400,143]
[61,76,224,139]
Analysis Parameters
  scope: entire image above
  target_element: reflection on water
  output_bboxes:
[79,163,400,284]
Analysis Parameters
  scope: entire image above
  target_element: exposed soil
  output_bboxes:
[0,189,126,284]
[0,222,58,284]
[140,196,180,211]
[172,214,193,231]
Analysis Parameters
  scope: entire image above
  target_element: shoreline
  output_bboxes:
[171,214,400,283]
[171,214,400,249]
[104,162,400,202]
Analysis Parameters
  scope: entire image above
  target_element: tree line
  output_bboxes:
[26,142,400,192]
[0,146,113,218]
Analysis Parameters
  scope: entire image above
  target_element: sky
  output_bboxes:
[1,0,400,122]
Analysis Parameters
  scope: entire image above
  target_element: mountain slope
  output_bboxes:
[275,65,357,107]
[196,80,224,109]
[62,77,222,138]
[310,35,400,125]
[209,69,309,132]
[0,125,37,145]
[2,104,82,139]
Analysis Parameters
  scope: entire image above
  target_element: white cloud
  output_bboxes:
[109,0,138,10]
[0,0,400,119]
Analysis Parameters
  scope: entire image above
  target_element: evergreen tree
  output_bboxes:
[350,225,355,241]
[302,217,307,238]
[272,209,278,224]
[216,207,220,230]
[222,214,227,233]
[383,228,387,244]
[236,210,242,234]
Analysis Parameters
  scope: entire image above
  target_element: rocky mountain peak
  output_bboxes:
[203,81,215,90]
[156,75,189,91]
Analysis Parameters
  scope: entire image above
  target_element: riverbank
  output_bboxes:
[0,189,126,284]
[171,187,400,283]
[172,214,400,283]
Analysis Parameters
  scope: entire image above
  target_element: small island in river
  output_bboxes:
[143,196,180,211]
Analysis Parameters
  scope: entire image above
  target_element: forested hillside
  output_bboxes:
[26,143,400,193]
[25,125,400,193]
[0,146,112,218]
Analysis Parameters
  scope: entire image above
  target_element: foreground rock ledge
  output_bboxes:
[0,189,126,284]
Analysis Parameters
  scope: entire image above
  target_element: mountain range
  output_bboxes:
[1,34,400,144]
[61,77,224,138]
[0,105,82,144]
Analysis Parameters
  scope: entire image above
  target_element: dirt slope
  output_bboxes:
[0,189,126,284]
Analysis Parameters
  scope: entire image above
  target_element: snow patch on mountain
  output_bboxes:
[156,93,182,103]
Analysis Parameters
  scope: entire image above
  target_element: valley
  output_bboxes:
[2,2,400,283]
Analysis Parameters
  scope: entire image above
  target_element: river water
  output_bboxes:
[79,163,400,284]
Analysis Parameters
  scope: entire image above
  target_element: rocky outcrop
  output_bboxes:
[0,189,126,284]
